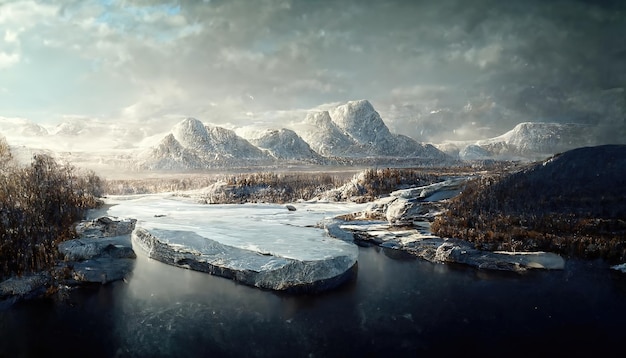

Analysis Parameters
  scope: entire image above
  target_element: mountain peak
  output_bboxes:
[304,111,333,126]
[329,99,390,145]
[172,117,211,150]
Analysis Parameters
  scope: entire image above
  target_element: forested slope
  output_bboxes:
[432,145,626,262]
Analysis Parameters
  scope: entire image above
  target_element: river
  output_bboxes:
[2,243,625,357]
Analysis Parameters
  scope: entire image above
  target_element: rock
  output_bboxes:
[70,258,136,284]
[382,178,467,225]
[57,237,136,261]
[285,204,297,211]
[389,177,467,201]
[329,217,565,273]
[1,216,138,305]
[75,216,137,238]
[0,274,50,303]
[132,227,358,293]
[362,195,397,220]
[58,216,137,285]
[318,218,356,242]
[430,241,565,272]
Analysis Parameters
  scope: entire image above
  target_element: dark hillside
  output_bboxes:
[432,145,626,261]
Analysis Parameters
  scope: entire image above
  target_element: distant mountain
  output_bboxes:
[438,122,593,161]
[53,119,89,136]
[297,100,448,160]
[0,117,49,137]
[141,118,274,170]
[246,128,326,163]
[140,134,205,171]
[172,118,269,159]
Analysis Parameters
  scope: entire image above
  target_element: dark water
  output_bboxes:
[2,247,626,358]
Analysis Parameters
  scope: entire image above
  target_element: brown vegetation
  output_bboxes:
[0,138,103,280]
[432,147,626,262]
[200,168,443,204]
[103,167,447,204]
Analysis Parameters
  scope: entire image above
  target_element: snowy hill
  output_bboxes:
[246,128,326,163]
[438,122,593,161]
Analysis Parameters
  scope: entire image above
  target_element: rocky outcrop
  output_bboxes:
[432,241,565,271]
[322,175,565,273]
[59,217,137,284]
[360,177,467,225]
[1,216,137,306]
[324,219,565,272]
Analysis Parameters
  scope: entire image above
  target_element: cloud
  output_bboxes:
[0,0,623,147]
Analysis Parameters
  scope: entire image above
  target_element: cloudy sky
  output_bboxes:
[0,0,624,144]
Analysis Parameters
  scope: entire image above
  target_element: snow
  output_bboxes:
[105,194,367,262]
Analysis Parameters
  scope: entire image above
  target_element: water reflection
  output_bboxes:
[2,246,626,357]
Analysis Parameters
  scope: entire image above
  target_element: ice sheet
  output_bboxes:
[104,194,367,261]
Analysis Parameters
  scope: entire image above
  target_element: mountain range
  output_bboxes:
[139,99,451,170]
[1,99,599,172]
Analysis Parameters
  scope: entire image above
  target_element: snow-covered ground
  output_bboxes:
[102,194,369,291]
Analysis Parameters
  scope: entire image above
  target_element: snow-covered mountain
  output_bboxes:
[330,99,392,146]
[298,100,447,159]
[140,134,205,171]
[4,100,455,173]
[246,128,326,163]
[142,101,450,171]
[438,122,593,161]
[172,118,269,159]
[141,118,275,170]
[489,122,589,155]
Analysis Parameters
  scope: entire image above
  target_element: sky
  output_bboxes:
[0,0,625,146]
